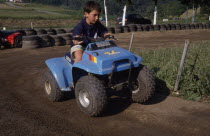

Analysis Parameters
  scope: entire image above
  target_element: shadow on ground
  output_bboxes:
[143,77,170,105]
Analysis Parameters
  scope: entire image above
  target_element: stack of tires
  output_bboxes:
[115,26,123,33]
[142,25,149,31]
[49,35,65,46]
[185,24,191,30]
[22,35,42,49]
[136,24,143,31]
[153,25,160,31]
[190,24,195,29]
[55,28,66,34]
[47,29,57,35]
[198,23,203,29]
[175,24,181,30]
[128,24,137,32]
[39,35,53,47]
[36,29,47,35]
[160,25,167,31]
[24,29,37,36]
[57,33,72,45]
[123,25,130,33]
[107,27,115,34]
[148,25,154,31]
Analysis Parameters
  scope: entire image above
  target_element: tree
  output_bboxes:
[178,0,209,23]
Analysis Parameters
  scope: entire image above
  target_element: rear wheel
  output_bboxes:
[43,69,63,102]
[75,75,107,116]
[131,65,155,103]
[13,35,22,48]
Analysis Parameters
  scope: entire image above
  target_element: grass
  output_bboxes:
[133,41,210,101]
[0,8,71,20]
[0,3,82,20]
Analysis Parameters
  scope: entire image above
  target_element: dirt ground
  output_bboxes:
[0,29,210,136]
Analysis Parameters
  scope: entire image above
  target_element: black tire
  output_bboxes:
[75,75,107,116]
[131,65,155,103]
[43,69,64,102]
[13,35,22,48]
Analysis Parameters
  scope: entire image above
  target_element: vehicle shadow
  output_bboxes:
[102,95,132,117]
[143,77,170,105]
[102,77,170,116]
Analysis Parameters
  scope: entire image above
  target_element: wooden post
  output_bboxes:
[31,22,33,29]
[174,40,190,93]
[129,33,134,52]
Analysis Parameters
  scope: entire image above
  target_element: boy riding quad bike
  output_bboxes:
[0,30,22,49]
[43,35,155,116]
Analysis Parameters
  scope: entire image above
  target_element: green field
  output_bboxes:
[0,3,82,20]
[134,41,210,101]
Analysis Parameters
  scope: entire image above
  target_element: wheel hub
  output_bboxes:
[45,81,52,95]
[132,80,140,94]
[79,90,90,108]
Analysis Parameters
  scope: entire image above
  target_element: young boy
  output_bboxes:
[71,1,111,63]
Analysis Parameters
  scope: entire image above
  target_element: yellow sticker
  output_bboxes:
[104,50,120,55]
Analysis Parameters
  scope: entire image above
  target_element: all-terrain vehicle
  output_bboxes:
[0,30,22,49]
[43,36,155,116]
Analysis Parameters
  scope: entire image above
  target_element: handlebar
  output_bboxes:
[70,35,118,42]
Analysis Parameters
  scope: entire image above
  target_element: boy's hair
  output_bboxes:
[83,1,101,13]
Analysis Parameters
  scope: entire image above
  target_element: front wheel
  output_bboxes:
[75,75,107,116]
[131,65,155,103]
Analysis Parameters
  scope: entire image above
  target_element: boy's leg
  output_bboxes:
[70,45,83,63]
[73,50,83,63]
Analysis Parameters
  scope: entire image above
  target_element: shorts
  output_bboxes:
[70,45,84,59]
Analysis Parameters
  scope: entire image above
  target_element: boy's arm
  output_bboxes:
[72,22,84,45]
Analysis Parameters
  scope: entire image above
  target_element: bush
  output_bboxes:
[134,41,210,101]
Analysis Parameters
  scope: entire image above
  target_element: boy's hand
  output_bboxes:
[104,33,118,41]
[72,35,84,45]
[104,33,112,38]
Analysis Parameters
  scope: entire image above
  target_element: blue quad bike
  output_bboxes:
[43,36,155,116]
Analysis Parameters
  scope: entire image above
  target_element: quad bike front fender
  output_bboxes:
[45,57,73,91]
[73,55,143,75]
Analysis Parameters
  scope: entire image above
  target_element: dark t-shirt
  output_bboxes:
[72,18,108,47]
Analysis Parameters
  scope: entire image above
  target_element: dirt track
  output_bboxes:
[0,30,210,136]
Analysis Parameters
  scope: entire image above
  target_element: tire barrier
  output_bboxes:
[57,33,72,45]
[15,29,26,36]
[38,34,54,47]
[22,35,42,48]
[36,29,47,35]
[24,29,37,36]
[9,22,210,50]
[153,25,160,31]
[166,24,172,30]
[142,25,149,31]
[185,24,191,30]
[123,25,130,33]
[49,35,66,46]
[115,26,123,33]
[128,24,137,32]
[149,25,154,31]
[64,28,73,33]
[175,24,181,30]
[198,23,203,29]
[190,24,195,29]
[136,24,143,31]
[47,28,57,35]
[160,24,167,31]
[107,27,115,34]
[55,28,66,34]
